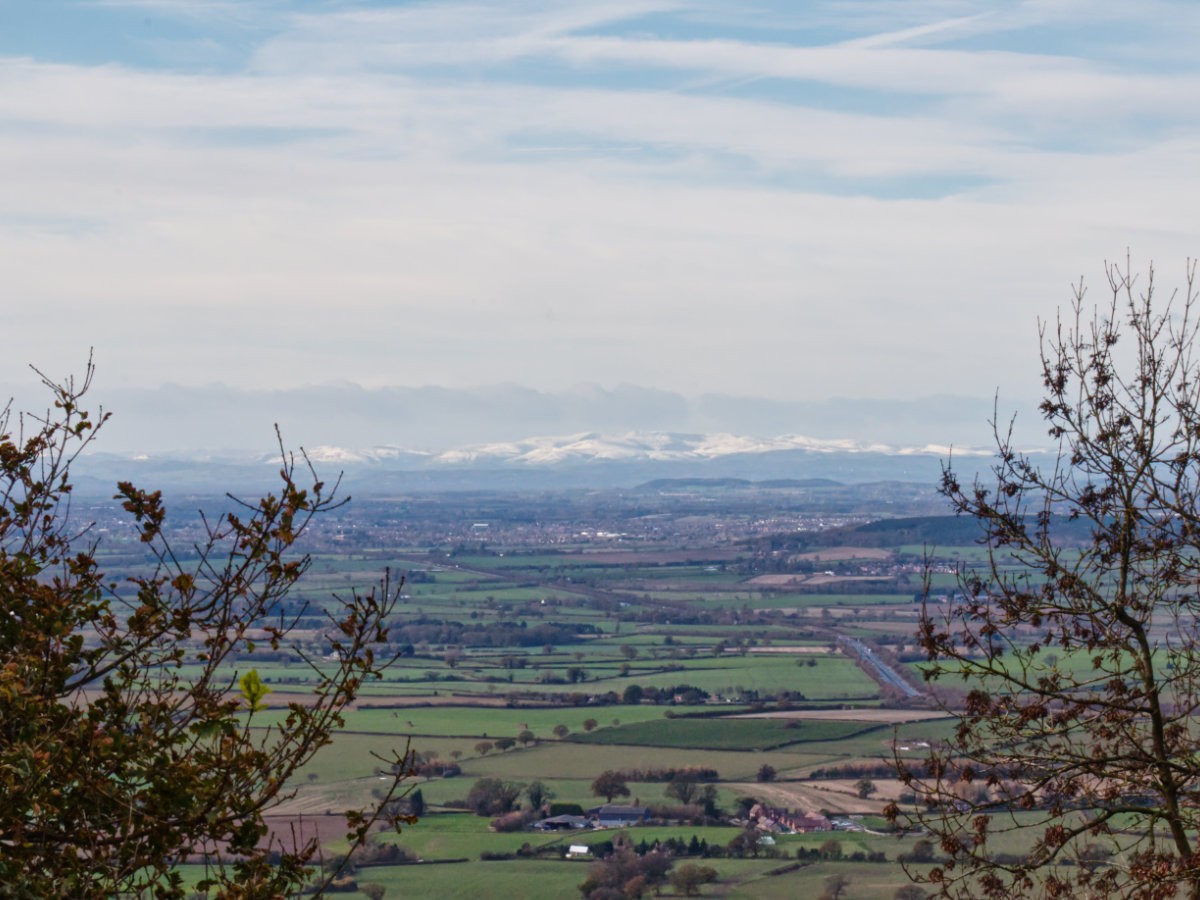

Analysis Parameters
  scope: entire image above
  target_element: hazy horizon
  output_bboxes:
[0,374,1037,455]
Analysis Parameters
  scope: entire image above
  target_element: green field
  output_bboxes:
[94,486,1046,898]
[463,741,830,783]
[572,717,882,751]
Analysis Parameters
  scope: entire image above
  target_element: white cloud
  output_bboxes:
[0,1,1196,435]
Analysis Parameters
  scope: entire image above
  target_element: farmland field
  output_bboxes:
[572,717,884,751]
[105,478,1049,897]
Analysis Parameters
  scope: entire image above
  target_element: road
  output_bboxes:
[838,635,923,700]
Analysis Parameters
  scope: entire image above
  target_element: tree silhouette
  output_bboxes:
[0,364,413,895]
[590,771,631,803]
[896,259,1200,898]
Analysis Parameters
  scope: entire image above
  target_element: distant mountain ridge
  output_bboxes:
[0,380,1021,456]
[266,431,997,468]
[66,430,1022,494]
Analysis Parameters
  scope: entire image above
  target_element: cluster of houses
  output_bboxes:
[745,803,833,833]
[531,802,858,836]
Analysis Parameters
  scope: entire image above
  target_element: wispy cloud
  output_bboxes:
[0,0,1197,431]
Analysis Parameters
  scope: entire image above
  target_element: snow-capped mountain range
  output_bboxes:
[73,431,1014,494]
[283,431,994,468]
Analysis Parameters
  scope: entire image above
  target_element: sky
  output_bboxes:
[2,1,1199,450]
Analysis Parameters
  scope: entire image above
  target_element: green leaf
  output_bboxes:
[238,669,272,712]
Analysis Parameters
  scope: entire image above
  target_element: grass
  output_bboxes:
[571,718,884,751]
[348,858,587,899]
[750,593,918,609]
[568,655,880,700]
[725,860,917,900]
[252,703,690,738]
[463,741,829,782]
[376,812,557,858]
[352,858,914,900]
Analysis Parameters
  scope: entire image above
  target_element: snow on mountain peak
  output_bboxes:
[249,431,991,468]
[426,431,990,465]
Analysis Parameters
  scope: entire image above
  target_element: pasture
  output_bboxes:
[133,488,1008,898]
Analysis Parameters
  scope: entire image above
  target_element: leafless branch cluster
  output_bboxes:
[894,258,1200,900]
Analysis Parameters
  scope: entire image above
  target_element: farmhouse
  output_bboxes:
[587,805,651,827]
[747,803,831,833]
